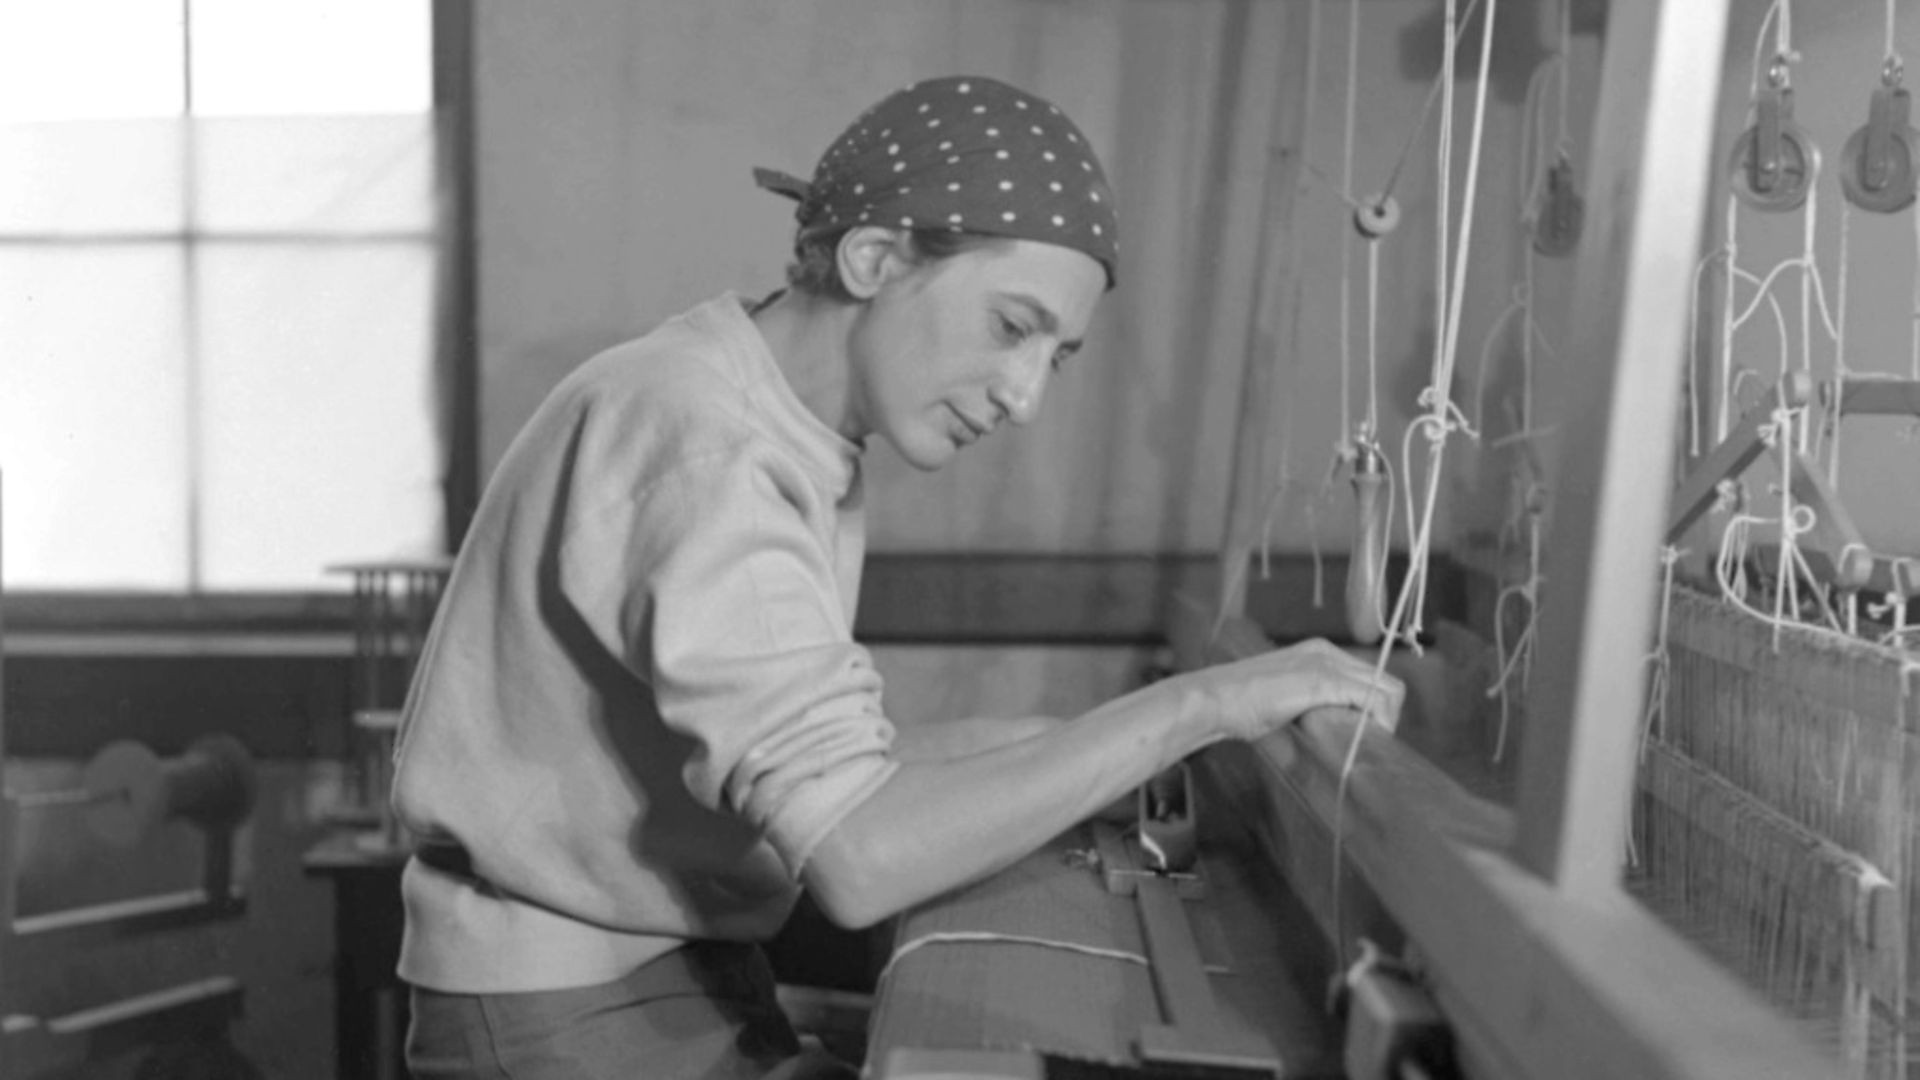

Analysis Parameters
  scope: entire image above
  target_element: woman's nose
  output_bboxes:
[989,350,1050,426]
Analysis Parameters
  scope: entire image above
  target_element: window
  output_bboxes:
[0,0,447,592]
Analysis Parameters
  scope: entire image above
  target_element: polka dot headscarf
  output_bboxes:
[754,76,1120,288]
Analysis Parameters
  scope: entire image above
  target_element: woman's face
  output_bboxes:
[848,237,1106,471]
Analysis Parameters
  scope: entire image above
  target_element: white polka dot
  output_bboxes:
[1049,104,1061,114]
[893,161,906,172]
[918,103,930,113]
[928,118,941,128]
[973,104,987,114]
[986,127,1000,137]
[998,180,1013,191]
[1051,214,1065,226]
[958,82,972,94]
[881,128,891,137]
[1067,133,1079,143]
[853,183,865,195]
[902,216,915,227]
[1002,211,1017,222]
[1092,224,1103,235]
[1090,191,1102,202]
[949,212,964,224]
[948,155,961,164]
[1031,125,1043,136]
[859,211,869,220]
[995,149,1009,160]
[1043,151,1056,162]
[887,143,899,155]
[947,181,961,191]
[938,141,953,151]
[1080,161,1092,171]
[899,186,910,194]
[1016,99,1029,110]
[1049,181,1063,192]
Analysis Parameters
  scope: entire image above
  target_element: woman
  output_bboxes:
[392,75,1400,1079]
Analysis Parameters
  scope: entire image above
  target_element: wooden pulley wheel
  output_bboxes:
[1840,126,1917,212]
[81,741,166,847]
[1840,83,1919,213]
[1353,194,1401,239]
[1728,121,1816,213]
[79,735,257,846]
[171,734,258,831]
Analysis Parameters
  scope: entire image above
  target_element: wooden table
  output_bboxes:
[867,818,1341,1078]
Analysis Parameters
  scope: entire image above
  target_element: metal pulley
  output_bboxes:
[1840,61,1920,214]
[1729,62,1816,213]
[1531,151,1583,257]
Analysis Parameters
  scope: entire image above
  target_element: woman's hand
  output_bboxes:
[1187,638,1404,743]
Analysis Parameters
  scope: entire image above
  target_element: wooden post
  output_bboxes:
[1515,0,1733,891]
[1216,3,1315,620]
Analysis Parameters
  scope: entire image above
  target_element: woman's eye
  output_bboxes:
[994,315,1030,344]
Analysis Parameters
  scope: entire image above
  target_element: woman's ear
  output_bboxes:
[836,227,911,300]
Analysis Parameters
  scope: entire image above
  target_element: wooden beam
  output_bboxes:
[1833,375,1920,417]
[1216,2,1314,619]
[1515,0,1733,891]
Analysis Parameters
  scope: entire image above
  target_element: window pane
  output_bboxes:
[196,243,442,590]
[0,118,185,235]
[189,0,431,117]
[0,0,185,122]
[0,247,188,588]
[193,114,435,234]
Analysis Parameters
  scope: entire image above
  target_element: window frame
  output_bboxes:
[3,0,476,644]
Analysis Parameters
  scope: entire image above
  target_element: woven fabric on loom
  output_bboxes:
[1629,585,1918,1080]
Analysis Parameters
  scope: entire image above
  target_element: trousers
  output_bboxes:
[406,941,850,1080]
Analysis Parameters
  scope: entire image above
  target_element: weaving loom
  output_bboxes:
[868,1,1918,1076]
[1627,576,1918,1077]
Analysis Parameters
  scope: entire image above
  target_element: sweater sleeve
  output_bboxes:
[559,445,897,878]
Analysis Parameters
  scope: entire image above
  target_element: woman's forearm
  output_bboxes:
[801,676,1214,928]
[891,715,1062,762]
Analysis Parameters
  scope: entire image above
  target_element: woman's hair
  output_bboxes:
[785,226,1000,302]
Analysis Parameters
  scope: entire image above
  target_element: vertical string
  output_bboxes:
[1556,0,1571,148]
[1912,193,1920,379]
[1831,206,1852,487]
[1798,182,1816,455]
[1339,0,1360,441]
[1368,241,1381,434]
[1721,195,1741,444]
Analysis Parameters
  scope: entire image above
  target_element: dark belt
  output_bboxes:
[414,841,477,880]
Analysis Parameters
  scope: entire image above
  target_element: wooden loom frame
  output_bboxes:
[1194,1,1844,1077]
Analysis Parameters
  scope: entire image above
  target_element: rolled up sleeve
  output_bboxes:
[560,445,897,877]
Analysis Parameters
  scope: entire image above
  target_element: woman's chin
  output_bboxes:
[888,430,963,472]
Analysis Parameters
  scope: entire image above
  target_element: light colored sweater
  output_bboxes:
[390,294,899,993]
